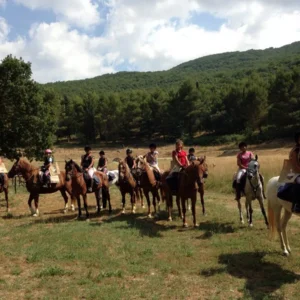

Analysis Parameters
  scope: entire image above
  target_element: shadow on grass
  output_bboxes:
[201,251,300,299]
[196,221,235,239]
[90,211,177,238]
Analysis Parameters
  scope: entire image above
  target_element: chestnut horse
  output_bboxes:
[0,173,9,212]
[161,159,208,227]
[7,158,74,216]
[136,156,161,218]
[65,160,111,219]
[118,160,137,214]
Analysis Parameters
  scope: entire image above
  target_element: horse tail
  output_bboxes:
[267,176,279,239]
[268,199,276,238]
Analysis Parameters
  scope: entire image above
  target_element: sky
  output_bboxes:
[0,0,299,83]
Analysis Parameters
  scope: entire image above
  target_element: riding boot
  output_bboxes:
[291,184,300,213]
[259,174,266,199]
[88,178,93,192]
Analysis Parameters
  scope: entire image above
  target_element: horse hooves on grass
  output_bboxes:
[32,214,38,217]
[86,218,90,222]
[183,223,188,228]
[142,205,145,209]
[147,214,152,219]
[194,223,199,228]
[249,223,253,227]
[283,251,290,257]
[167,217,172,222]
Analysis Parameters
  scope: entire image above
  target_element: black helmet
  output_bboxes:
[126,148,132,154]
[295,132,300,144]
[149,143,157,149]
[99,150,105,155]
[189,147,195,153]
[238,142,247,148]
[84,145,91,151]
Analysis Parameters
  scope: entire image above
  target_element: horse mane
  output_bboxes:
[137,156,156,186]
[73,161,83,173]
[118,161,136,187]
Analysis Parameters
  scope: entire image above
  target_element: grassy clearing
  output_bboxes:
[0,144,300,299]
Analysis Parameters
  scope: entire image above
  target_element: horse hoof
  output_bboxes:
[194,223,199,228]
[86,218,90,222]
[188,206,191,211]
[121,209,126,215]
[71,206,75,212]
[147,214,152,218]
[33,214,38,217]
[249,223,253,227]
[183,223,188,228]
[283,251,290,257]
[142,205,145,209]
[240,220,245,224]
[168,217,172,222]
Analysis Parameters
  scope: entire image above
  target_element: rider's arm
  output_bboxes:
[290,150,300,173]
[133,159,137,169]
[88,157,94,169]
[172,152,183,167]
[104,158,108,168]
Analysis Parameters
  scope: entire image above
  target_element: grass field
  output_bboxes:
[0,143,300,300]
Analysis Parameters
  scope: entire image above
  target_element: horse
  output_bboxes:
[135,156,161,218]
[236,156,269,228]
[267,176,300,256]
[7,158,74,216]
[0,173,9,212]
[65,160,111,219]
[118,160,137,214]
[107,170,119,186]
[161,159,208,227]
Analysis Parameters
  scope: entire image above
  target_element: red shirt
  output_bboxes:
[172,150,188,167]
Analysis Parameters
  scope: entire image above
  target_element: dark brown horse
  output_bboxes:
[7,158,74,216]
[65,160,111,219]
[161,159,208,227]
[136,156,161,218]
[118,160,137,214]
[0,173,9,212]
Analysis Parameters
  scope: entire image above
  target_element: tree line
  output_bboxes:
[0,54,300,159]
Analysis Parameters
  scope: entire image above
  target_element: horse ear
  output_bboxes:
[255,154,258,161]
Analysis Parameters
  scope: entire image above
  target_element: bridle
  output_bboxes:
[247,160,261,195]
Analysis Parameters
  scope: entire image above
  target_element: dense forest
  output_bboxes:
[1,42,300,158]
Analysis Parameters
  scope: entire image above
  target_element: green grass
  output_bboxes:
[0,188,300,300]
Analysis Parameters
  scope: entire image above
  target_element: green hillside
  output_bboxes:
[45,41,300,96]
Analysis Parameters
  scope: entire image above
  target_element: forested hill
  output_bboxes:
[45,41,300,95]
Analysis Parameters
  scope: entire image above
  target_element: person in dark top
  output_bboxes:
[81,146,95,192]
[42,149,54,187]
[125,148,136,170]
[187,148,197,162]
[97,150,108,173]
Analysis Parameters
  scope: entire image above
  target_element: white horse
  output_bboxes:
[236,157,269,227]
[267,176,300,256]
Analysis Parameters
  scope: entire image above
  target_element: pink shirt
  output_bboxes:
[237,151,253,168]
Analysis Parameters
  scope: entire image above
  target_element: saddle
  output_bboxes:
[83,172,101,186]
[277,183,300,213]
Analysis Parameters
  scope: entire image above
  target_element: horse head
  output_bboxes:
[65,159,74,181]
[135,155,145,177]
[247,158,260,180]
[7,157,22,178]
[198,156,208,179]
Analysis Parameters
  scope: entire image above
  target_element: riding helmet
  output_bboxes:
[126,148,132,154]
[45,149,52,154]
[84,145,91,151]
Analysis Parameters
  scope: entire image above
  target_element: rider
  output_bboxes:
[97,150,108,174]
[188,148,197,162]
[0,156,7,188]
[125,148,136,170]
[166,139,189,191]
[81,146,95,192]
[235,142,254,200]
[42,149,54,187]
[288,132,300,212]
[144,143,161,181]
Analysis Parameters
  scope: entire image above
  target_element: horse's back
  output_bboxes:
[267,176,281,206]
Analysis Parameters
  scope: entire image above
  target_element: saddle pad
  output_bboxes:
[50,175,60,184]
[0,163,8,173]
[277,184,294,203]
[93,175,100,186]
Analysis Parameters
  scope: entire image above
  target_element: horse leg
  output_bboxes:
[28,194,35,216]
[281,209,292,254]
[176,195,182,219]
[181,197,187,227]
[187,199,191,211]
[121,192,126,214]
[145,191,151,218]
[83,194,89,220]
[76,196,82,219]
[248,200,254,227]
[167,194,173,221]
[33,195,40,217]
[140,188,145,208]
[152,190,157,217]
[237,199,244,224]
[274,206,289,255]
[192,194,198,227]
[4,187,9,213]
[258,196,269,228]
[199,186,205,216]
[131,191,136,214]
[60,189,69,214]
[95,189,101,215]
[105,188,112,213]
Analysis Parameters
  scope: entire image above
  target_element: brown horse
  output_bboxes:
[118,160,137,214]
[161,159,208,227]
[136,156,161,218]
[65,160,111,219]
[0,173,9,212]
[7,158,74,216]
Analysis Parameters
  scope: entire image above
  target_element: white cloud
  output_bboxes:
[0,0,6,7]
[0,0,300,82]
[14,0,100,28]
